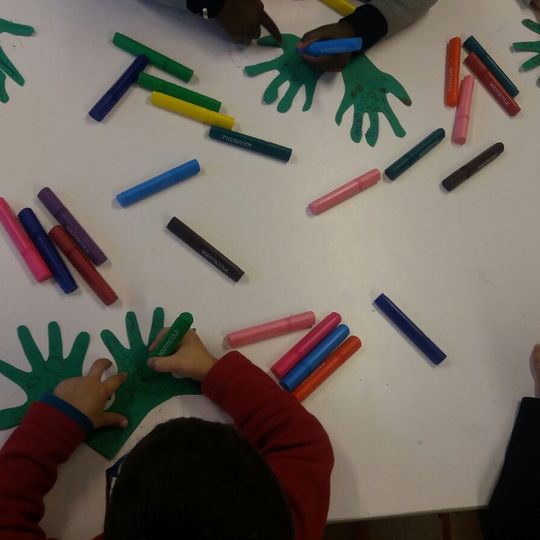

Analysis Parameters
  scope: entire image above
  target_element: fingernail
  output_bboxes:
[120,419,128,428]
[147,359,154,368]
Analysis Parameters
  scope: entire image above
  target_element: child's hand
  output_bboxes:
[54,359,128,429]
[217,0,281,45]
[298,21,356,72]
[148,330,217,382]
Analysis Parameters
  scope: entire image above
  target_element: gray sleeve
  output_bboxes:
[146,0,188,9]
[367,0,439,36]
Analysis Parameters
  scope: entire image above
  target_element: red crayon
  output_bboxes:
[445,37,461,107]
[49,225,118,306]
[464,53,521,117]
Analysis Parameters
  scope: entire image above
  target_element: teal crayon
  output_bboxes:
[385,128,446,181]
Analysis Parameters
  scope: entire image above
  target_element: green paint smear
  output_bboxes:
[0,18,35,103]
[0,308,201,460]
[513,19,540,80]
[244,34,411,146]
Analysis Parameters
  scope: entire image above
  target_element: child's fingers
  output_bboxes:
[87,358,113,379]
[532,344,540,361]
[103,372,128,394]
[147,356,180,374]
[101,412,128,429]
[148,327,170,352]
[260,10,282,43]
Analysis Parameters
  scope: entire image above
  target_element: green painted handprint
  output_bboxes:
[513,19,540,83]
[244,34,324,113]
[86,308,201,459]
[0,18,35,103]
[0,322,90,429]
[336,54,412,146]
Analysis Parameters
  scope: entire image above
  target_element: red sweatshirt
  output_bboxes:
[0,352,334,540]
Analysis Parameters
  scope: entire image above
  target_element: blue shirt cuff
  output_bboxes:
[41,394,95,435]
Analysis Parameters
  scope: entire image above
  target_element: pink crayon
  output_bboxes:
[452,75,474,145]
[0,198,52,283]
[308,169,381,215]
[271,312,342,379]
[226,311,316,348]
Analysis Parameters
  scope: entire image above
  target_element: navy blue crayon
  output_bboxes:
[280,324,350,391]
[89,55,149,122]
[116,160,200,207]
[18,209,78,294]
[374,293,446,365]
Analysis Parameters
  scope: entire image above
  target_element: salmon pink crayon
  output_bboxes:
[0,198,51,282]
[464,53,521,117]
[308,169,381,215]
[293,336,362,402]
[226,311,316,348]
[271,312,342,378]
[452,75,474,145]
[49,225,118,306]
[445,37,461,107]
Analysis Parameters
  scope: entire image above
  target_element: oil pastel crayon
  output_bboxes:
[0,198,51,282]
[445,37,461,107]
[89,55,149,122]
[271,312,342,378]
[301,38,363,56]
[464,53,520,117]
[463,36,519,98]
[18,209,77,294]
[116,160,200,207]
[167,217,245,282]
[227,311,316,348]
[38,187,107,266]
[151,92,235,129]
[308,169,380,215]
[113,32,193,82]
[385,128,446,180]
[293,336,362,401]
[320,0,356,16]
[49,226,118,305]
[441,142,504,192]
[452,75,474,145]
[280,324,350,391]
[138,73,221,112]
[208,126,292,162]
[374,293,446,365]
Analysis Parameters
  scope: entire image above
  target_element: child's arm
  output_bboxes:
[150,332,334,540]
[0,359,127,539]
[299,0,439,72]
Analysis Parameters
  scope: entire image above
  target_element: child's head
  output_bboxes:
[104,418,294,540]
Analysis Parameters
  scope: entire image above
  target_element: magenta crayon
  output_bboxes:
[226,311,316,348]
[0,198,52,283]
[308,169,381,215]
[271,312,342,379]
[452,75,474,145]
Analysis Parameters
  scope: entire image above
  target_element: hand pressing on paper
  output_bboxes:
[148,330,218,382]
[298,21,356,72]
[217,0,281,45]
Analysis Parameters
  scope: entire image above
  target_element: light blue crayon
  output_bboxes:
[116,160,200,207]
[281,324,350,391]
[301,38,363,57]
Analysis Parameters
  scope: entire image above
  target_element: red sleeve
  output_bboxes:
[202,352,334,540]
[0,402,86,540]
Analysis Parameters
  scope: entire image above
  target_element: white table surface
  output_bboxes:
[1,0,540,537]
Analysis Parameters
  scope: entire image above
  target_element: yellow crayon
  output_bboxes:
[320,0,355,16]
[151,92,235,129]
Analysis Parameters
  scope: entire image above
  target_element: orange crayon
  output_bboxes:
[445,37,461,107]
[292,336,362,402]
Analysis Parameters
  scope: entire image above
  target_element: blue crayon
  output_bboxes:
[374,293,446,365]
[18,209,78,294]
[281,324,350,391]
[116,159,201,207]
[89,55,149,122]
[301,38,363,57]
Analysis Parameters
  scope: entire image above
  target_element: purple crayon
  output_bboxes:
[38,187,107,266]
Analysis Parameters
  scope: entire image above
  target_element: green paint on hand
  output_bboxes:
[0,18,35,103]
[0,323,90,429]
[513,19,540,80]
[244,34,324,113]
[336,54,411,146]
[85,308,201,460]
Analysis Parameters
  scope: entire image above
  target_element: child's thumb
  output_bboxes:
[102,413,128,429]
